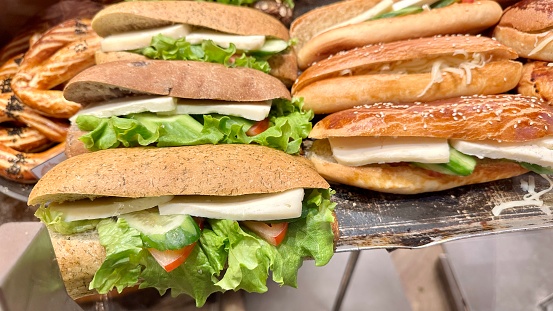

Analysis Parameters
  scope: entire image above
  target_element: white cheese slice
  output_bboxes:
[50,196,175,221]
[71,96,177,121]
[184,29,265,51]
[174,99,272,121]
[392,0,441,11]
[450,138,553,168]
[328,136,450,166]
[101,24,192,52]
[158,188,304,221]
[317,0,394,35]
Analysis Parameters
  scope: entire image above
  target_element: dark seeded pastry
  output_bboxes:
[518,61,553,103]
[306,94,553,194]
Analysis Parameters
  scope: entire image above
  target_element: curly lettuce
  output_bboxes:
[76,98,313,154]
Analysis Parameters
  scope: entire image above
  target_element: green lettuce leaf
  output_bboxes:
[135,36,270,73]
[90,218,145,294]
[34,205,100,235]
[76,98,312,154]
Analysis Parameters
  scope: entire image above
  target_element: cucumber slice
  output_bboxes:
[519,162,553,174]
[412,147,476,176]
[120,209,201,251]
[431,0,458,9]
[250,39,289,56]
[370,6,424,20]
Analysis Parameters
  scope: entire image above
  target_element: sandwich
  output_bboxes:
[30,144,338,307]
[305,94,553,194]
[493,0,553,61]
[90,0,298,86]
[290,0,503,69]
[292,35,522,114]
[63,60,312,157]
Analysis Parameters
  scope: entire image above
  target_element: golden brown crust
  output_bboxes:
[306,139,529,194]
[518,61,553,103]
[309,94,553,142]
[295,60,522,114]
[497,0,553,32]
[295,1,503,69]
[63,60,291,104]
[91,1,289,40]
[28,144,330,205]
[493,26,553,61]
[293,35,519,93]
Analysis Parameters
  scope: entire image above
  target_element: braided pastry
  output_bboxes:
[11,19,101,118]
[0,141,65,183]
[0,93,68,142]
[0,54,23,94]
[0,126,50,153]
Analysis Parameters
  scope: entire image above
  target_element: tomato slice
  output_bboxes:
[246,118,270,136]
[148,242,196,272]
[242,221,288,246]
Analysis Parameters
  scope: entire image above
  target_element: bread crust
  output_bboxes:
[28,144,330,205]
[518,61,553,103]
[63,60,291,104]
[496,0,553,32]
[294,1,503,69]
[493,26,553,61]
[295,60,522,114]
[94,50,299,88]
[309,94,553,142]
[305,139,529,194]
[91,1,289,40]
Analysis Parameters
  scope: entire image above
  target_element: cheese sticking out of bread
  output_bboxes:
[328,136,450,166]
[450,138,553,168]
[158,188,304,221]
[100,23,267,53]
[174,99,272,121]
[49,196,175,221]
[70,96,177,121]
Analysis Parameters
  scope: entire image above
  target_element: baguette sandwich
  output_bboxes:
[30,144,338,306]
[493,0,553,61]
[64,60,312,157]
[290,0,503,69]
[305,94,553,194]
[91,0,298,86]
[292,35,522,114]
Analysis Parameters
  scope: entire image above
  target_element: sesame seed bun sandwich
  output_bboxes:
[290,0,503,70]
[63,59,313,157]
[292,35,523,114]
[30,144,338,306]
[91,0,298,86]
[493,0,553,61]
[305,94,553,194]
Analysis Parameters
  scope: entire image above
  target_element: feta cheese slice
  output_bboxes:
[174,99,272,121]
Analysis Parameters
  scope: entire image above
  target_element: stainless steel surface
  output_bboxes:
[333,172,553,251]
[0,222,83,311]
[441,228,553,311]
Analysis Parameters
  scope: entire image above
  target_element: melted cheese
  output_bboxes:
[71,96,177,121]
[50,196,175,221]
[158,188,304,221]
[174,99,272,121]
[328,136,450,166]
[450,138,553,168]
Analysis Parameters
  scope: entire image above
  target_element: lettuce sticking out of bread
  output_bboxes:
[76,98,313,154]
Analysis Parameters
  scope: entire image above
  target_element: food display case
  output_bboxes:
[1,0,553,310]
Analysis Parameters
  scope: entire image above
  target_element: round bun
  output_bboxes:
[309,94,553,143]
[493,0,553,61]
[63,60,291,104]
[28,144,330,205]
[292,35,522,114]
[305,139,529,194]
[518,61,553,103]
[92,0,289,40]
[293,1,503,69]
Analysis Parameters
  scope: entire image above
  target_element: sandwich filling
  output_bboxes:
[72,96,313,154]
[328,136,553,176]
[100,24,290,73]
[35,188,336,307]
